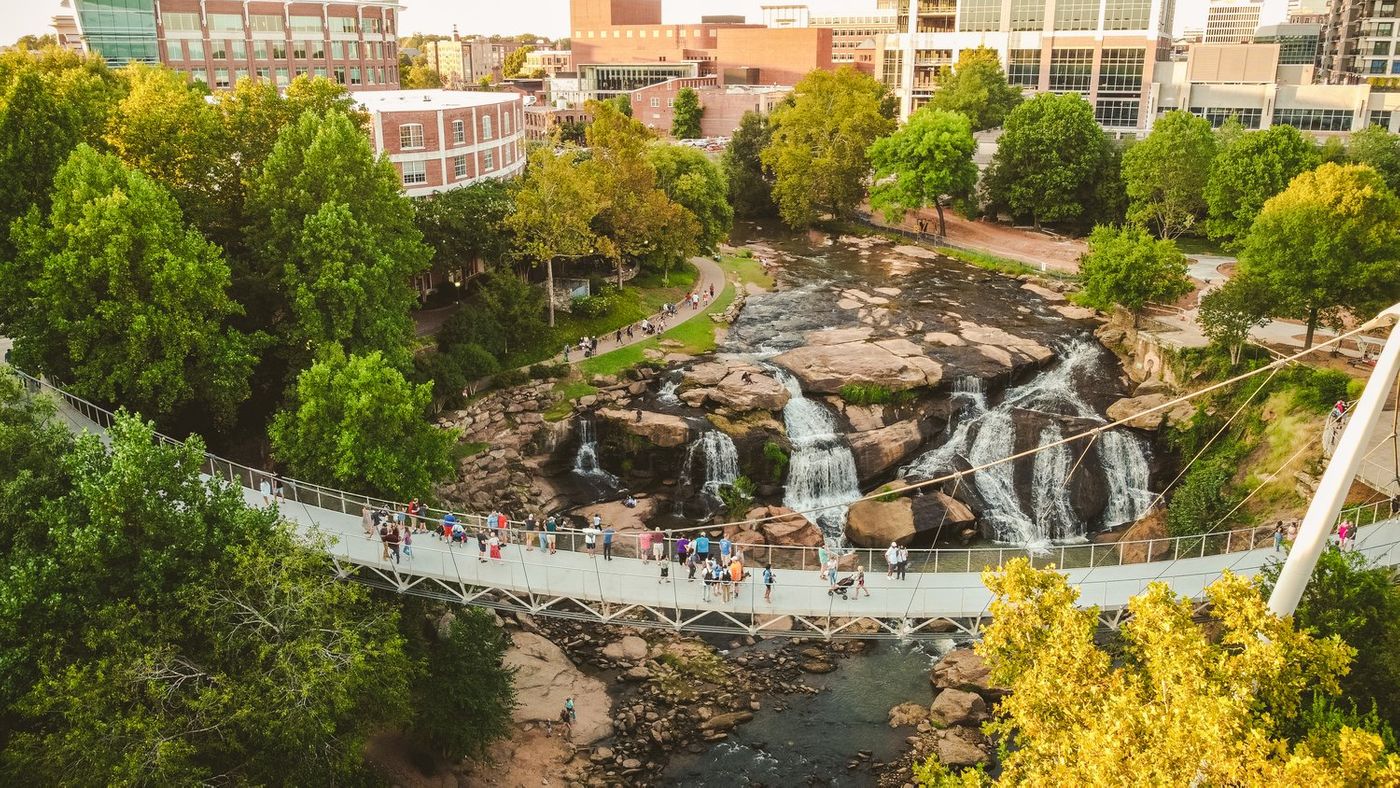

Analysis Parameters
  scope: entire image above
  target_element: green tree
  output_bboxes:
[1205,124,1320,245]
[404,605,517,760]
[981,93,1110,229]
[648,143,734,251]
[925,46,1023,131]
[1347,124,1400,194]
[723,110,776,218]
[608,93,633,117]
[913,561,1397,786]
[270,348,453,498]
[1076,224,1193,324]
[762,67,896,228]
[1122,110,1217,239]
[1198,275,1271,366]
[471,268,550,359]
[404,63,444,88]
[246,109,429,371]
[1259,550,1400,732]
[0,393,415,784]
[868,107,978,237]
[3,145,257,427]
[671,86,703,139]
[1239,162,1400,348]
[415,179,516,274]
[506,147,602,325]
[503,45,534,78]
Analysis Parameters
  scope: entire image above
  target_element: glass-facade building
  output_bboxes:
[73,0,158,66]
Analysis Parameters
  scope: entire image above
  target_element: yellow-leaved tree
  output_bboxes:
[915,559,1400,787]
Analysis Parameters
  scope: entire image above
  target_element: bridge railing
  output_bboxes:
[12,366,1393,576]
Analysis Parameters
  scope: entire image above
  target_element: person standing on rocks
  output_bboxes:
[885,542,899,579]
[602,524,615,561]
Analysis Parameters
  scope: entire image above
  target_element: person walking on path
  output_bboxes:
[686,548,700,582]
[1273,522,1284,553]
[694,534,710,563]
[676,535,690,567]
[385,524,401,564]
[854,565,871,598]
[400,523,414,559]
[260,477,274,507]
[826,556,839,591]
[763,563,775,603]
[602,525,615,560]
[885,542,899,578]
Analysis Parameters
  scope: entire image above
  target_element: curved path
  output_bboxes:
[15,368,1400,640]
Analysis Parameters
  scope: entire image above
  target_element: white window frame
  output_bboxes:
[402,160,427,185]
[482,115,493,140]
[452,119,466,144]
[399,123,425,150]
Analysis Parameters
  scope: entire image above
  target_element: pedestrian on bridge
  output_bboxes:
[639,529,653,563]
[1273,522,1284,553]
[818,545,830,581]
[652,530,667,563]
[896,546,910,580]
[762,563,775,602]
[694,534,710,563]
[602,525,615,561]
[583,522,600,555]
[545,515,558,554]
[885,542,899,578]
[476,529,489,562]
[362,506,374,539]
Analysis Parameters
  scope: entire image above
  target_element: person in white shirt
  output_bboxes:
[885,542,900,579]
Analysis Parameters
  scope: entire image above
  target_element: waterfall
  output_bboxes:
[572,416,618,485]
[902,339,1154,546]
[681,429,740,496]
[773,368,861,538]
[657,378,680,406]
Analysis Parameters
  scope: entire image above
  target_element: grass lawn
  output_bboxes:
[937,245,1079,281]
[543,378,600,422]
[577,281,736,378]
[717,252,775,290]
[1173,235,1230,256]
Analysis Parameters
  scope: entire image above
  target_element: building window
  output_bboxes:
[1098,48,1145,93]
[312,41,325,59]
[366,18,383,34]
[484,150,495,171]
[1009,0,1046,31]
[453,119,466,144]
[1008,49,1040,87]
[1103,0,1152,30]
[959,0,1001,32]
[272,42,287,60]
[503,112,511,134]
[231,40,246,60]
[208,13,242,32]
[402,160,427,185]
[275,68,289,86]
[214,68,231,89]
[1095,98,1140,127]
[314,67,327,78]
[210,41,227,59]
[334,66,346,84]
[482,115,493,139]
[253,41,268,60]
[256,67,270,80]
[400,123,424,149]
[350,67,361,84]
[290,15,322,34]
[162,12,200,32]
[331,17,358,33]
[1048,49,1094,92]
[1374,41,1392,56]
[1372,60,1388,74]
[1273,108,1353,132]
[166,41,182,61]
[650,97,660,107]
[191,68,209,86]
[1370,110,1394,129]
[186,40,205,60]
[293,41,308,59]
[249,14,284,33]
[235,68,248,83]
[378,67,385,83]
[454,155,468,179]
[346,42,358,59]
[1054,0,1101,30]
[1189,106,1264,129]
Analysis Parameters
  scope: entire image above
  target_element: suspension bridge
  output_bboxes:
[7,304,1400,640]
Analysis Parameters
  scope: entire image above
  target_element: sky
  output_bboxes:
[9,0,1210,44]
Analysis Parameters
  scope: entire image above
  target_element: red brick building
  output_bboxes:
[628,77,790,138]
[359,90,526,197]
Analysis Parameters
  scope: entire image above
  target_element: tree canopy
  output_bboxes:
[867,107,978,236]
[415,179,517,274]
[1122,109,1217,239]
[1198,275,1271,366]
[671,86,703,139]
[1205,124,1320,245]
[762,67,896,227]
[916,560,1400,785]
[1347,124,1400,194]
[981,93,1111,229]
[649,143,734,252]
[723,110,776,218]
[1076,224,1193,323]
[925,46,1023,132]
[1239,162,1400,347]
[3,144,258,427]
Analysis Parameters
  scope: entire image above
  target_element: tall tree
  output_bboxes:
[914,561,1398,786]
[1204,124,1320,246]
[414,179,517,275]
[3,145,257,428]
[1239,162,1400,348]
[671,86,703,139]
[867,107,978,237]
[981,93,1110,229]
[270,348,453,499]
[245,109,429,372]
[723,110,776,218]
[1198,275,1271,366]
[506,147,601,326]
[762,67,896,228]
[648,143,734,252]
[1122,109,1217,239]
[1076,224,1193,325]
[1347,124,1400,194]
[502,45,534,78]
[925,46,1023,131]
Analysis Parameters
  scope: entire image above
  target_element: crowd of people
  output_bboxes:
[1271,517,1360,553]
[559,283,720,362]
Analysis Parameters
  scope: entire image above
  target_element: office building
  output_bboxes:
[359,89,525,197]
[1317,0,1400,83]
[1204,1,1263,43]
[1253,22,1322,65]
[810,7,899,74]
[524,48,574,76]
[65,0,400,91]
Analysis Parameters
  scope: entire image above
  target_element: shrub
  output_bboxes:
[1287,366,1352,411]
[528,362,569,380]
[571,293,614,319]
[762,441,789,482]
[840,382,893,405]
[717,476,757,519]
[1166,458,1241,536]
[493,369,529,388]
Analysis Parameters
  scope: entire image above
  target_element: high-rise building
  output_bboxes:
[424,35,522,88]
[1204,1,1263,43]
[876,0,1174,130]
[64,0,401,91]
[810,7,899,74]
[1318,0,1400,84]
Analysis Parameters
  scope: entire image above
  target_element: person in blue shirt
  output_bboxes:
[719,536,732,561]
[694,534,710,562]
[762,563,775,602]
[602,525,615,561]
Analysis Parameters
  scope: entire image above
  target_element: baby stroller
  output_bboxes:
[829,575,854,599]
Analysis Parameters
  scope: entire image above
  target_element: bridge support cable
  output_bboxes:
[1269,304,1400,617]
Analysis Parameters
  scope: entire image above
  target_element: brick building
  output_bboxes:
[68,0,401,91]
[359,89,526,196]
[627,77,791,137]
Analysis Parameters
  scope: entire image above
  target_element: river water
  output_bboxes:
[666,640,952,786]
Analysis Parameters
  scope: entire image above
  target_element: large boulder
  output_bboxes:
[930,688,988,726]
[930,648,1002,698]
[846,496,915,547]
[596,408,691,447]
[847,419,931,483]
[601,635,649,662]
[504,631,613,744]
[1117,507,1171,564]
[910,490,977,537]
[932,727,992,768]
[889,702,930,728]
[770,340,942,394]
[749,506,825,547]
[1106,394,1195,431]
[682,363,790,411]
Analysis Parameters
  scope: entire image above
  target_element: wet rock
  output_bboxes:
[889,702,930,728]
[930,688,988,726]
[770,339,942,394]
[699,711,754,732]
[932,727,992,768]
[800,660,836,674]
[595,408,691,447]
[847,419,932,483]
[748,506,825,547]
[1106,393,1193,430]
[930,649,1001,698]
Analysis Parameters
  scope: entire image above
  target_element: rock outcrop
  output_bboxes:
[504,631,613,744]
[601,635,649,662]
[596,408,691,447]
[746,505,825,547]
[930,648,1003,698]
[682,362,789,412]
[846,496,915,547]
[771,338,942,394]
[847,419,931,483]
[1106,393,1194,430]
[929,688,988,726]
[889,702,931,728]
[1116,507,1171,564]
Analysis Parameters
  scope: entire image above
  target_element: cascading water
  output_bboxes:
[657,378,680,406]
[903,339,1154,545]
[681,429,741,497]
[773,369,861,538]
[572,416,618,485]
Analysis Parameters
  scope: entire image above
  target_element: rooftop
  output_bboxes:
[355,89,517,112]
